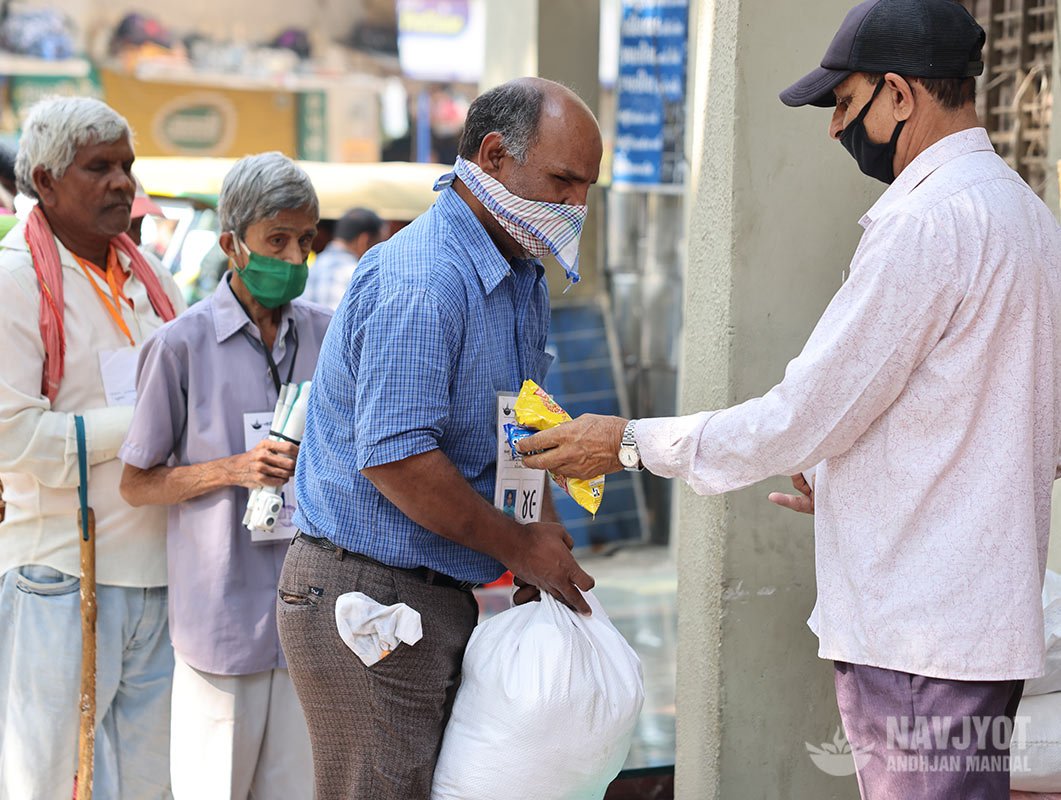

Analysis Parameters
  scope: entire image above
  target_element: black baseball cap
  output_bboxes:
[780,0,986,108]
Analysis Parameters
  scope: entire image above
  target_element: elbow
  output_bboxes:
[119,466,145,507]
[119,483,143,507]
[360,465,386,494]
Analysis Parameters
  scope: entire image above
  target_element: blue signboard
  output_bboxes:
[612,0,689,191]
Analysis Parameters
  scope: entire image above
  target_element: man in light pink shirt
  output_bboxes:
[519,1,1061,797]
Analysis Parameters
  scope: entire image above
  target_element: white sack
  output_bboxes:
[431,590,644,800]
[1011,692,1061,791]
[1025,570,1061,697]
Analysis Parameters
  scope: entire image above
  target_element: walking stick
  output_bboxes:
[74,415,96,800]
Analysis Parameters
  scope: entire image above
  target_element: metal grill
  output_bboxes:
[960,0,1055,196]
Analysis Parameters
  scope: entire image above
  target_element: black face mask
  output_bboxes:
[839,79,906,185]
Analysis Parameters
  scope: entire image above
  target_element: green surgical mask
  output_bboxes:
[231,236,308,309]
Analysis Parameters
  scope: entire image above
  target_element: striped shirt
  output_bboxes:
[294,185,553,583]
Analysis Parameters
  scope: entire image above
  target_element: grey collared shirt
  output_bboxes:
[119,275,332,675]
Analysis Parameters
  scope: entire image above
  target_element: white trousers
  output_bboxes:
[170,655,313,800]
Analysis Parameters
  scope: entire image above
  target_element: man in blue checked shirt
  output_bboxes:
[277,77,603,800]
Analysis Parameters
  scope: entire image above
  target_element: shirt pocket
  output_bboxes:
[527,346,555,385]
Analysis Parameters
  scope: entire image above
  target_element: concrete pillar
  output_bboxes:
[1038,9,1060,571]
[480,0,540,88]
[481,0,604,301]
[1046,7,1060,220]
[674,0,879,797]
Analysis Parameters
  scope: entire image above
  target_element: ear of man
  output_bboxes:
[477,131,507,176]
[881,72,916,122]
[32,166,56,205]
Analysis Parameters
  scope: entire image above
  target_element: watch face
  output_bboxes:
[619,447,639,468]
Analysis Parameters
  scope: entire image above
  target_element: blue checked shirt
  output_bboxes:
[293,184,553,583]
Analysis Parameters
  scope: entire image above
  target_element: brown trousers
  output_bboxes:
[276,536,479,800]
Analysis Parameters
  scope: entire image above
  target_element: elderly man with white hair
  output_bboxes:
[119,152,329,799]
[0,97,185,798]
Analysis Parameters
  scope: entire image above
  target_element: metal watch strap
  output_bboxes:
[621,419,642,471]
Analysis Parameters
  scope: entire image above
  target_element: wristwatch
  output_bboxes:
[618,419,642,472]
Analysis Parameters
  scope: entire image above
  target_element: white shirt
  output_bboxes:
[0,222,186,587]
[638,128,1061,680]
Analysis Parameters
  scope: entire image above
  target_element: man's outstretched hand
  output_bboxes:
[768,473,815,515]
[517,414,628,479]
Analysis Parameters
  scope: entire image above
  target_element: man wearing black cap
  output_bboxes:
[516,1,1061,797]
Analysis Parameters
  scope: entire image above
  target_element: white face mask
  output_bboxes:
[449,156,588,286]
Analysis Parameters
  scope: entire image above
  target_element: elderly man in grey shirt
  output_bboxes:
[119,153,331,799]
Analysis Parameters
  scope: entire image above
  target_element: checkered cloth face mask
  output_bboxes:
[439,156,588,286]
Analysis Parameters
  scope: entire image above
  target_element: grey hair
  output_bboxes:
[457,81,546,164]
[15,97,131,200]
[218,152,319,239]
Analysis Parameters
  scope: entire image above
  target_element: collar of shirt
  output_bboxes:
[859,127,995,229]
[211,271,296,347]
[75,246,129,296]
[435,186,545,294]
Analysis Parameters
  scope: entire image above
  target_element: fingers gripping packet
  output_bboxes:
[504,423,537,460]
[513,380,605,516]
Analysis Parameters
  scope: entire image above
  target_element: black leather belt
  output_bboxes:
[294,532,480,593]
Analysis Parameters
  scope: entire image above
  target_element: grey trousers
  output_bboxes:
[276,536,479,800]
[834,661,1024,800]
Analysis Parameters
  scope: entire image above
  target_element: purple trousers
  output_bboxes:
[834,662,1024,800]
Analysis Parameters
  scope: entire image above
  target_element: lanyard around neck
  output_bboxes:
[74,250,136,347]
[243,323,299,395]
[228,276,299,394]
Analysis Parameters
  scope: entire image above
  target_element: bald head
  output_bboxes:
[458,77,598,165]
[452,77,602,262]
[517,76,595,118]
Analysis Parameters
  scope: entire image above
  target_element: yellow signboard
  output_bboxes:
[100,68,297,158]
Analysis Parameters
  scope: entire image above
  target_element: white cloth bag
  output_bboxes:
[431,590,644,800]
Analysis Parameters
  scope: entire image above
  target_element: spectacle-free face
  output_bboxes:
[35,134,137,241]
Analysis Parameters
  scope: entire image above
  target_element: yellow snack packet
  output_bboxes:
[513,380,605,516]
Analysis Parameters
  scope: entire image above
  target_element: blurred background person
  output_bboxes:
[0,144,19,244]
[127,176,164,247]
[303,206,382,308]
[0,144,16,211]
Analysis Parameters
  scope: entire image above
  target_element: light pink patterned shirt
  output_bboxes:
[639,128,1061,680]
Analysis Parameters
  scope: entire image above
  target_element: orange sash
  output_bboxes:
[73,249,136,347]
